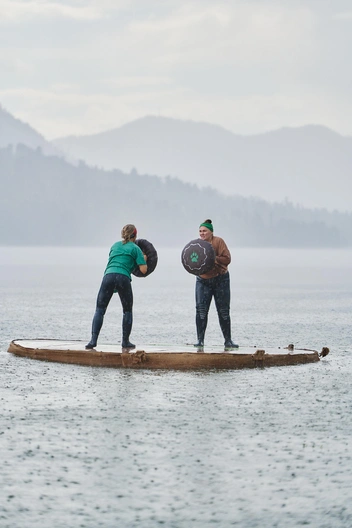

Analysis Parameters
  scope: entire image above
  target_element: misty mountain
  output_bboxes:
[53,116,352,212]
[0,104,61,157]
[1,144,351,248]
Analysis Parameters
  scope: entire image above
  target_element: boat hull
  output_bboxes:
[8,340,321,370]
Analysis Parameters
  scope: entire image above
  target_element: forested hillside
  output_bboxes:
[1,144,351,247]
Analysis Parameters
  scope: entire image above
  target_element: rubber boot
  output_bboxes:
[219,313,238,350]
[194,312,207,348]
[121,311,135,349]
[85,307,106,349]
[85,333,98,350]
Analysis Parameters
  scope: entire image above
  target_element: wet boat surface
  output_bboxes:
[8,339,327,370]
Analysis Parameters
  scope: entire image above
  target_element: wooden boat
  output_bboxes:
[7,339,329,370]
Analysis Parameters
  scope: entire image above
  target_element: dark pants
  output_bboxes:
[90,273,133,345]
[195,272,232,344]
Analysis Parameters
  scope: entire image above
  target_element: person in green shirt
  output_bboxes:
[86,224,147,350]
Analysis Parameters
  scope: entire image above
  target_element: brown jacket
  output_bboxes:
[200,236,231,279]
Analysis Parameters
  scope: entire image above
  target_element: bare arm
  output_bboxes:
[139,253,148,274]
[139,264,148,274]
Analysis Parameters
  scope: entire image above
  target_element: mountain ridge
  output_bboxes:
[0,105,62,158]
[52,116,352,212]
[1,105,351,212]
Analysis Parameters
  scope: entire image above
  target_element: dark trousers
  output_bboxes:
[90,273,133,345]
[195,272,232,344]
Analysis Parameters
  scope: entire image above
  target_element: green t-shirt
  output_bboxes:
[104,241,145,280]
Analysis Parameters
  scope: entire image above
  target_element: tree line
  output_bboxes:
[1,144,351,247]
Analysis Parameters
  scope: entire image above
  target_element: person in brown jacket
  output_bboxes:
[194,219,239,350]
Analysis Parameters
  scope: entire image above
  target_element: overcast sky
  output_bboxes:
[1,0,351,140]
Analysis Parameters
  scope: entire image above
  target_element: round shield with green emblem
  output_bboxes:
[181,239,216,276]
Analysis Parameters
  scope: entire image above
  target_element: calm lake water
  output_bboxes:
[1,246,351,528]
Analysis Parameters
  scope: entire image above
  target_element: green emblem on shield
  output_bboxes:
[190,252,199,262]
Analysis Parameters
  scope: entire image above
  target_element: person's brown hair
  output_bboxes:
[121,224,137,244]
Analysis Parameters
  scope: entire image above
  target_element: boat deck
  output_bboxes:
[8,339,324,370]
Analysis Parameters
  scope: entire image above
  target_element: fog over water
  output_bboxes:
[1,247,351,527]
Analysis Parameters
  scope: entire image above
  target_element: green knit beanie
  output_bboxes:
[199,221,213,232]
